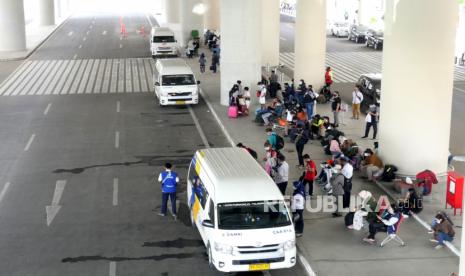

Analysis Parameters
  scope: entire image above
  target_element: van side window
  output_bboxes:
[188,160,208,209]
[208,199,215,225]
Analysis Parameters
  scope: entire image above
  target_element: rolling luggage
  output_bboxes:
[228,105,238,118]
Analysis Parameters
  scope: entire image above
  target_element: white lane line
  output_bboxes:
[120,36,122,40]
[89,25,93,29]
[280,37,287,41]
[78,45,82,49]
[24,134,36,151]
[0,182,11,204]
[43,103,52,115]
[67,31,73,36]
[188,106,210,148]
[109,262,116,276]
[86,30,90,35]
[116,101,120,113]
[83,37,87,41]
[113,178,118,206]
[119,44,123,48]
[297,246,317,276]
[454,86,465,93]
[102,30,107,35]
[73,54,77,59]
[115,131,120,148]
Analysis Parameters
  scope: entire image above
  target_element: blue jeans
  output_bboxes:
[161,192,177,215]
[437,232,453,245]
[306,103,314,119]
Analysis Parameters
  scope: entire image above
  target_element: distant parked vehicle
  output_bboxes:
[356,73,381,112]
[150,27,178,58]
[348,24,369,43]
[331,22,350,37]
[365,30,384,50]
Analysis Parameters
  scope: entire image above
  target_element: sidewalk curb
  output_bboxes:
[0,14,72,62]
[198,88,317,276]
[373,179,460,257]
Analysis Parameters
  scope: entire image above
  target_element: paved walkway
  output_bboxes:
[185,47,460,275]
[0,17,68,61]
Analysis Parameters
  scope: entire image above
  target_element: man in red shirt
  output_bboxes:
[303,154,317,197]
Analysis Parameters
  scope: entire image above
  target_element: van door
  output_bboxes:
[193,183,209,244]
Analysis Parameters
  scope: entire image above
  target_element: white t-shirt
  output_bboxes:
[341,163,354,179]
[352,90,364,104]
[292,194,305,210]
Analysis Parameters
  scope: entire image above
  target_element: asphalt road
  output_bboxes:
[0,13,307,276]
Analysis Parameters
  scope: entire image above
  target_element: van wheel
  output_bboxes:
[207,244,213,268]
[374,43,378,50]
[190,210,195,228]
[355,37,359,43]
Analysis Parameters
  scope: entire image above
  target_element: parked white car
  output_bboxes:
[331,22,350,37]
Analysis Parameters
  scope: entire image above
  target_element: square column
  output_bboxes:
[0,0,26,51]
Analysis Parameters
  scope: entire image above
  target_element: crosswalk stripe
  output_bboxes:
[0,58,154,96]
[280,51,465,83]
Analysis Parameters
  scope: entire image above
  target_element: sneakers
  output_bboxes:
[361,136,368,139]
[347,225,354,230]
[296,233,303,237]
[158,213,166,217]
[402,214,410,218]
[363,238,375,244]
[172,214,177,221]
[434,245,444,250]
[429,239,439,243]
[332,212,342,217]
[428,230,434,234]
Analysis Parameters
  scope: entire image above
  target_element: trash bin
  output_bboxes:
[191,30,199,39]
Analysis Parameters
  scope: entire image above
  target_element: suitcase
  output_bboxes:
[228,105,238,118]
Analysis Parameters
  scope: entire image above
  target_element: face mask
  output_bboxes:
[436,218,441,224]
[265,147,270,151]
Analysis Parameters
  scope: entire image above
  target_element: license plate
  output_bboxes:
[249,263,270,271]
[175,100,185,105]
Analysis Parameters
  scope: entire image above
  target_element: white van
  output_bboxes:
[187,148,296,273]
[154,58,200,105]
[150,27,178,57]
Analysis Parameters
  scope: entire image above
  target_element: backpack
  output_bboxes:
[381,165,398,182]
[275,135,285,151]
[303,92,315,104]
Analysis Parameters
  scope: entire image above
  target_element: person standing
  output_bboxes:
[211,51,220,73]
[258,82,267,107]
[303,86,316,120]
[325,67,333,88]
[351,85,364,119]
[362,105,379,139]
[266,128,278,150]
[340,157,353,209]
[302,154,317,197]
[331,91,342,127]
[263,141,278,176]
[273,154,289,195]
[295,125,310,168]
[292,181,305,237]
[158,163,179,220]
[269,70,279,98]
[199,53,207,73]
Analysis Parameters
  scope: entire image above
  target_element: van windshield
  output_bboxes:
[153,36,175,43]
[218,201,291,230]
[162,75,195,86]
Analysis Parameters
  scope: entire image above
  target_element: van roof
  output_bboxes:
[156,58,194,75]
[195,148,284,204]
[151,27,174,36]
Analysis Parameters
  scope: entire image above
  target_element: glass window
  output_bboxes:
[208,199,215,224]
[218,201,291,230]
[162,75,195,86]
[153,36,175,43]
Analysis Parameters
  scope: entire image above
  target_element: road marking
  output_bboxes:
[102,30,107,35]
[119,44,123,48]
[43,103,52,115]
[113,178,118,206]
[109,262,116,276]
[146,13,155,27]
[86,30,90,35]
[454,86,465,93]
[24,134,36,151]
[78,44,82,49]
[120,36,123,40]
[115,131,120,148]
[280,37,287,41]
[188,106,210,148]
[297,245,317,276]
[46,180,66,226]
[116,101,120,112]
[83,37,87,41]
[0,182,11,204]
[73,54,77,59]
[89,25,93,29]
[67,31,73,36]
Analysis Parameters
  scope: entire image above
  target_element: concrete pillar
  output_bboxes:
[0,0,26,51]
[261,0,280,67]
[55,0,61,19]
[220,0,261,106]
[357,0,365,25]
[294,0,326,89]
[38,0,55,25]
[203,0,220,31]
[180,0,204,46]
[165,0,180,23]
[378,0,458,175]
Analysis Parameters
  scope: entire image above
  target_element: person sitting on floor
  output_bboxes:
[430,213,455,250]
[399,188,422,217]
[363,204,401,244]
[361,148,384,181]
